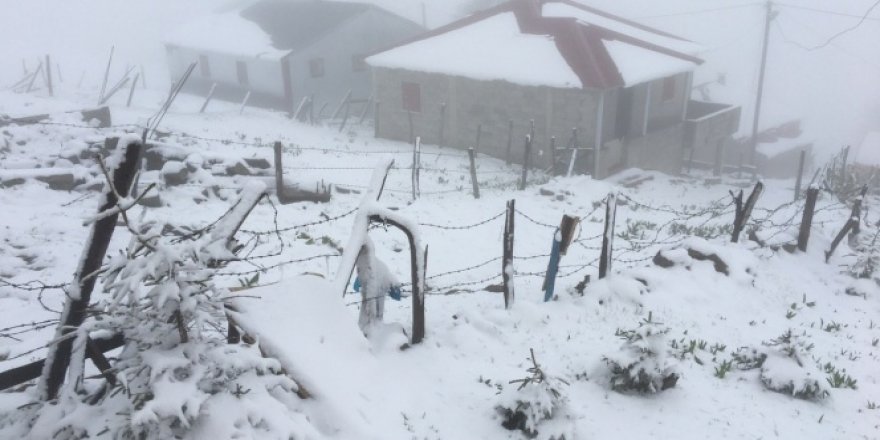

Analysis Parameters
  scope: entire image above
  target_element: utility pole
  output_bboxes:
[750,0,775,164]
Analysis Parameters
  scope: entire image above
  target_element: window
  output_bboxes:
[236,61,249,86]
[351,54,367,72]
[199,55,211,78]
[401,81,421,113]
[309,58,325,78]
[662,76,676,101]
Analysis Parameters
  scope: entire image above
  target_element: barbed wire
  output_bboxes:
[418,211,505,230]
[241,207,359,236]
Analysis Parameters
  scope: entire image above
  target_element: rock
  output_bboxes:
[144,143,189,171]
[185,153,205,173]
[539,188,555,197]
[225,161,252,176]
[36,173,79,191]
[244,157,271,170]
[161,161,189,186]
[0,177,25,188]
[138,193,163,208]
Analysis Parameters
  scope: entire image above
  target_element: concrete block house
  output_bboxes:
[368,0,738,178]
[165,0,423,114]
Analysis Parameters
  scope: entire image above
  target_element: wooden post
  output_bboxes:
[794,149,806,201]
[549,136,557,175]
[599,193,617,279]
[26,62,43,93]
[331,89,352,120]
[852,185,868,236]
[567,149,578,178]
[714,139,724,176]
[438,102,446,147]
[411,137,421,200]
[468,147,480,199]
[40,138,142,401]
[475,124,482,154]
[199,82,216,113]
[358,94,372,124]
[273,141,284,200]
[45,55,53,97]
[797,187,819,252]
[98,46,114,104]
[139,65,147,89]
[374,100,381,138]
[731,181,764,243]
[502,200,515,309]
[593,92,605,179]
[519,135,532,191]
[239,91,251,115]
[505,119,513,165]
[338,97,352,133]
[825,219,856,262]
[407,111,414,145]
[98,76,130,105]
[126,73,140,108]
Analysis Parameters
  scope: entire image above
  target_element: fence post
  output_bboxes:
[411,137,421,200]
[274,141,284,199]
[731,181,764,243]
[794,150,806,201]
[358,94,372,124]
[599,193,617,279]
[45,54,53,97]
[475,124,482,154]
[200,82,217,113]
[797,186,819,252]
[503,200,515,309]
[542,215,579,302]
[98,46,113,104]
[549,136,557,175]
[126,73,140,108]
[374,100,381,138]
[338,98,352,133]
[438,102,446,147]
[519,135,532,191]
[468,147,480,199]
[239,91,251,115]
[505,119,513,165]
[39,137,142,401]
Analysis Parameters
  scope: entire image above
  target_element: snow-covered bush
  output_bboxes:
[759,329,829,401]
[355,237,399,333]
[3,183,318,438]
[603,312,679,394]
[497,349,572,439]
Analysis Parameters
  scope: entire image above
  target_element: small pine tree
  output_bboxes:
[497,349,571,439]
[760,329,829,401]
[603,312,679,394]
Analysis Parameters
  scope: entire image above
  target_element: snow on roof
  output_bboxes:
[542,2,703,56]
[367,0,702,90]
[756,136,811,159]
[603,40,695,86]
[367,12,583,89]
[165,11,289,59]
[853,132,880,167]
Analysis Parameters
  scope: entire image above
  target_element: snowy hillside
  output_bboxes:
[1,0,879,438]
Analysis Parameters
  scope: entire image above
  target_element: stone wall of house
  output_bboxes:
[373,66,689,178]
[373,67,605,171]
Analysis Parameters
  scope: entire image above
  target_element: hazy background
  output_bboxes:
[1,0,877,159]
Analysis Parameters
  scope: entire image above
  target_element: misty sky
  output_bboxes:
[1,0,877,157]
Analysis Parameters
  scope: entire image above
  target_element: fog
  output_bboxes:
[1,0,877,158]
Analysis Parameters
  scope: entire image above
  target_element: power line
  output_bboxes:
[776,0,880,50]
[637,2,763,19]
[774,19,880,70]
[775,2,880,22]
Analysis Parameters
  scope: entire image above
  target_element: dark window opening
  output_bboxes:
[352,54,367,72]
[662,76,676,101]
[199,55,211,78]
[309,58,325,78]
[401,81,421,113]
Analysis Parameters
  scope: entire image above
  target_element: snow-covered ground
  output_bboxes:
[1,0,879,438]
[0,75,879,438]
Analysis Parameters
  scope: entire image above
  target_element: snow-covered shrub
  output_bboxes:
[760,329,829,401]
[4,183,318,438]
[355,237,399,333]
[497,349,571,439]
[603,312,678,393]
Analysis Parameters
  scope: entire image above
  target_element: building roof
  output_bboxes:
[165,0,378,59]
[367,0,703,90]
[854,132,880,167]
